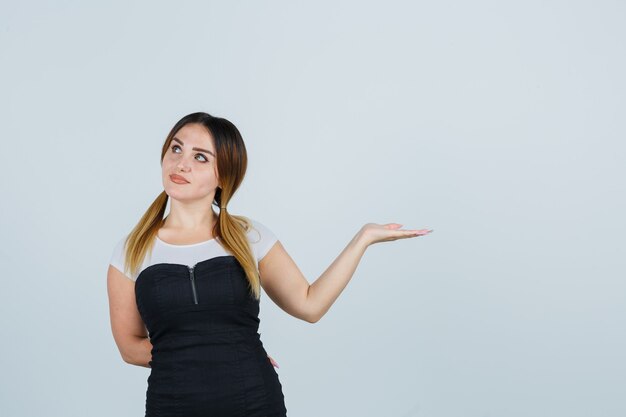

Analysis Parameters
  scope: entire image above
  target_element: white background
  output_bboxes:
[1,1,624,416]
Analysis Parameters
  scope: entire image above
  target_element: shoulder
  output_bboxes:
[109,235,134,281]
[243,217,279,261]
[110,235,128,262]
[245,217,276,240]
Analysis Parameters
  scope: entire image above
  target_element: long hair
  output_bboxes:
[120,112,262,300]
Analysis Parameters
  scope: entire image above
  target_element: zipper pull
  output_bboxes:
[188,265,199,304]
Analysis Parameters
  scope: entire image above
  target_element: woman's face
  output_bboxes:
[161,123,220,203]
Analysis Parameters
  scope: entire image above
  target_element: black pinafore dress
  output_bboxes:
[135,255,288,416]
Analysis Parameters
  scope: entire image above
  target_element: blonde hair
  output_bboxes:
[120,112,262,300]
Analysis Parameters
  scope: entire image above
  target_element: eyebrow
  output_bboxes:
[172,137,215,157]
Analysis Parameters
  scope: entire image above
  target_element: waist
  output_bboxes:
[151,328,263,350]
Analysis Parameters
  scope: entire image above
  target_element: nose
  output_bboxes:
[176,157,192,172]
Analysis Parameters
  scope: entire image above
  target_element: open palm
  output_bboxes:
[360,223,433,246]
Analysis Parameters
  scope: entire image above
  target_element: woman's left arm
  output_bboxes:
[258,223,432,323]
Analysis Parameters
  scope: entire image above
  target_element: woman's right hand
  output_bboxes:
[267,354,280,369]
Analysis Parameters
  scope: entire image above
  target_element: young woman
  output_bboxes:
[106,111,432,417]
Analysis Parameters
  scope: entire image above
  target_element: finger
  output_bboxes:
[397,229,431,238]
[404,228,432,233]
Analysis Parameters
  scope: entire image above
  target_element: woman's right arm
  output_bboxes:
[107,265,153,368]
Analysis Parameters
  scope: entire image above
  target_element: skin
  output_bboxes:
[107,122,433,369]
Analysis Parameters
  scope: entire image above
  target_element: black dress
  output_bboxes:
[135,255,288,416]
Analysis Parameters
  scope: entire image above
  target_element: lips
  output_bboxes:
[170,174,190,184]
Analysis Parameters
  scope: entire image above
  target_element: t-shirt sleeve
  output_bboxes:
[248,218,279,262]
[109,236,135,281]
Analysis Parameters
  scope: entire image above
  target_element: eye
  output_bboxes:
[171,144,208,163]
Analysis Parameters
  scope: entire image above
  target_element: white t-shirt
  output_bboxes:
[109,218,278,282]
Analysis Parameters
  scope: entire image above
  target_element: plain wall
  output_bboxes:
[1,1,624,416]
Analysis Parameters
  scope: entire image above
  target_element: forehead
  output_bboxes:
[175,123,215,149]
